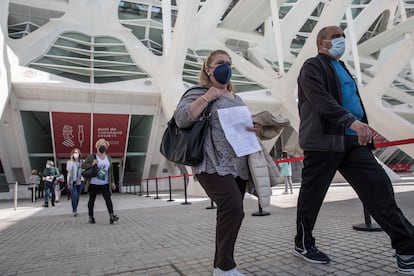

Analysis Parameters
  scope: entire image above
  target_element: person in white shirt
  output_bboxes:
[82,139,119,224]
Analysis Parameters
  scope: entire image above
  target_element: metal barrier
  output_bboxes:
[14,181,18,210]
[136,174,192,205]
[352,207,382,232]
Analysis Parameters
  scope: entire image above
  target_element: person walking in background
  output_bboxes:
[279,152,293,194]
[82,139,119,224]
[66,148,84,217]
[293,25,414,274]
[175,49,258,276]
[28,169,41,202]
[42,160,59,207]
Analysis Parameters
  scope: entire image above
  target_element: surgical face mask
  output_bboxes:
[213,63,232,84]
[327,37,345,59]
[46,164,51,168]
[99,145,106,153]
[73,153,79,159]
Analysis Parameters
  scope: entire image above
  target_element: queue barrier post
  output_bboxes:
[14,181,18,210]
[352,206,382,232]
[181,174,191,205]
[145,179,150,197]
[32,183,36,202]
[138,179,142,196]
[167,176,174,202]
[154,178,160,199]
[252,202,270,216]
[206,199,216,210]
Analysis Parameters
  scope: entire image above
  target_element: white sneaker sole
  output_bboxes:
[398,268,414,275]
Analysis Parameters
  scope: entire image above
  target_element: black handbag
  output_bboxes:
[160,88,212,166]
[81,164,98,179]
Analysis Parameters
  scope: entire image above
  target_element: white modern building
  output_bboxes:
[0,0,413,198]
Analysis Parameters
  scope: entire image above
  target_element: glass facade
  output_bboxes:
[20,111,154,189]
[20,111,54,175]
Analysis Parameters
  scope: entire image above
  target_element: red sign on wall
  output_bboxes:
[52,112,130,158]
[93,114,129,157]
[52,112,91,158]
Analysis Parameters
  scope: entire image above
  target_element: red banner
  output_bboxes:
[52,112,91,158]
[93,114,129,157]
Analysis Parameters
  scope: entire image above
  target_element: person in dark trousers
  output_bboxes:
[174,49,259,276]
[82,138,118,225]
[293,25,414,275]
[42,160,59,207]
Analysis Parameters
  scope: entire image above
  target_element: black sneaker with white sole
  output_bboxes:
[293,246,331,264]
[396,254,414,275]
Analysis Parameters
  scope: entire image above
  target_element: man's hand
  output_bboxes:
[349,120,372,145]
[111,183,116,190]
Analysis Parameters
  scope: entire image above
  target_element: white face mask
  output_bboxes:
[46,164,51,168]
[73,153,79,159]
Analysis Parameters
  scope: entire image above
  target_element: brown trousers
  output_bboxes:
[196,172,247,270]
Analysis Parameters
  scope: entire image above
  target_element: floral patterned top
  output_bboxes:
[174,86,249,180]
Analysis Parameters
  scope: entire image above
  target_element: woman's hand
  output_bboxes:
[111,183,116,190]
[204,86,227,101]
[92,159,98,165]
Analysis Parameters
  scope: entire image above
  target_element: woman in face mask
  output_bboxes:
[174,50,258,276]
[66,148,84,216]
[82,138,119,224]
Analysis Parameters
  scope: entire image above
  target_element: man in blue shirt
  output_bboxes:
[294,25,414,274]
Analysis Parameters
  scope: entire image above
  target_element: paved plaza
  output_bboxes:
[1,179,414,276]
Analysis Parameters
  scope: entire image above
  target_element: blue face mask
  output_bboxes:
[327,37,345,58]
[213,63,232,84]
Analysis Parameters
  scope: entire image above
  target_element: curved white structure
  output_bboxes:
[0,0,413,197]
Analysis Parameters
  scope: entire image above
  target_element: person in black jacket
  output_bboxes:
[293,25,414,274]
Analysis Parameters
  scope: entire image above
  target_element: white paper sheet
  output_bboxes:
[217,106,261,157]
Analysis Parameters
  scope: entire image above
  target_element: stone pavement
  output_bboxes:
[1,180,414,276]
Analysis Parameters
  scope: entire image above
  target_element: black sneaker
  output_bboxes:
[396,254,414,275]
[293,246,331,264]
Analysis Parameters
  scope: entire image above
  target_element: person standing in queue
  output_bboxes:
[28,169,41,202]
[174,49,259,276]
[82,139,119,224]
[279,152,293,194]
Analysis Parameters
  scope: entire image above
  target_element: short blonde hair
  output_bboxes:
[95,138,110,148]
